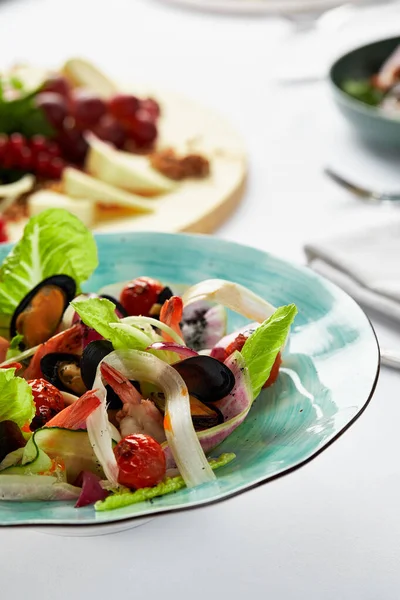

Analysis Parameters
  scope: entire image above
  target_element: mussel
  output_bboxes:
[100,294,128,318]
[173,355,235,403]
[80,340,124,410]
[10,275,76,348]
[40,352,86,396]
[151,391,223,431]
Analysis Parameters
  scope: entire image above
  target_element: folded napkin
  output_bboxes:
[304,220,400,323]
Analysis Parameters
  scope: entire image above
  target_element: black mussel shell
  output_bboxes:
[0,420,26,462]
[173,355,235,403]
[100,294,128,318]
[157,287,173,305]
[10,274,77,343]
[40,352,85,396]
[81,340,114,389]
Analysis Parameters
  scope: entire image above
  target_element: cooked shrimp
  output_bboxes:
[100,363,166,444]
[160,296,183,342]
[23,324,83,380]
[0,336,9,363]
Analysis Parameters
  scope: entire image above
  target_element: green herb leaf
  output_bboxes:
[95,453,236,511]
[0,208,98,317]
[5,334,24,360]
[0,367,35,427]
[342,79,385,107]
[72,297,152,351]
[241,304,297,397]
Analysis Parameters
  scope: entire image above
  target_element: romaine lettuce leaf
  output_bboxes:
[72,297,153,351]
[240,304,297,397]
[0,367,35,428]
[0,209,98,316]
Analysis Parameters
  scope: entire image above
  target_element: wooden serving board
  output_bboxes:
[8,87,247,241]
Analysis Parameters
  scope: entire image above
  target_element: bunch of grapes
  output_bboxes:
[36,75,161,166]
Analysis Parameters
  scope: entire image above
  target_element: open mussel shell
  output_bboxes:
[80,340,114,390]
[151,391,223,431]
[100,294,128,318]
[40,352,86,396]
[10,275,76,348]
[173,355,235,403]
[80,339,139,410]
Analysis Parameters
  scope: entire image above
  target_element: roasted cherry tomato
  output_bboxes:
[114,433,166,489]
[120,277,163,316]
[216,333,282,388]
[28,378,65,430]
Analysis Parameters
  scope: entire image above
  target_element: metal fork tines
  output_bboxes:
[324,167,400,203]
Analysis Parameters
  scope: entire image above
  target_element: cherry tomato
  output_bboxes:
[262,352,282,388]
[28,378,65,430]
[120,277,163,316]
[114,433,166,489]
[217,333,282,388]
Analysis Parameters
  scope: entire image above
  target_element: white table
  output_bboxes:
[1,1,400,598]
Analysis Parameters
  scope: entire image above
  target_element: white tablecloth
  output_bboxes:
[1,1,400,598]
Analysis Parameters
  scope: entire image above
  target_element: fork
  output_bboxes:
[324,167,400,203]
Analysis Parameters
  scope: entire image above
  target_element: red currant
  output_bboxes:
[45,141,61,158]
[35,152,51,177]
[30,135,47,155]
[47,157,65,179]
[0,135,8,161]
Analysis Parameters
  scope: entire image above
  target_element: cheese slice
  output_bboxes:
[29,190,95,227]
[85,134,176,196]
[62,167,155,213]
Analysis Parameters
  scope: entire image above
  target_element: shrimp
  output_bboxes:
[100,363,166,444]
[160,296,183,342]
[23,324,83,380]
[0,336,9,363]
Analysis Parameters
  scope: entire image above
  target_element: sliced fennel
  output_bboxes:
[121,316,185,346]
[182,279,277,323]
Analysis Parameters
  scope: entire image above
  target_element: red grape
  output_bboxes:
[35,92,68,129]
[72,90,107,129]
[30,135,47,154]
[92,114,126,148]
[140,98,160,119]
[108,94,140,121]
[57,126,88,165]
[42,75,71,100]
[47,157,65,179]
[125,109,157,145]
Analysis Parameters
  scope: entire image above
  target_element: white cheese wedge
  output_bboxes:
[29,190,95,227]
[62,167,155,213]
[85,134,176,195]
[62,58,118,99]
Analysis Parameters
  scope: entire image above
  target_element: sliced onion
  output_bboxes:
[74,471,108,507]
[100,350,216,488]
[147,342,198,359]
[182,279,276,323]
[86,385,120,486]
[121,316,185,346]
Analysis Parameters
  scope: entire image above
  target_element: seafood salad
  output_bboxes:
[0,209,296,511]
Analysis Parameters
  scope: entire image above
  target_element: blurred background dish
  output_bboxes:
[330,36,400,148]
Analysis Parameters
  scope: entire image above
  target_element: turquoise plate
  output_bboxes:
[0,232,379,528]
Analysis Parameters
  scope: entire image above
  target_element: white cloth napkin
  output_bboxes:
[304,220,400,322]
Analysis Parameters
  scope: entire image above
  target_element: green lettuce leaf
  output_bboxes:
[95,453,236,512]
[0,367,35,427]
[240,304,297,397]
[0,209,98,317]
[72,297,153,351]
[5,334,24,360]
